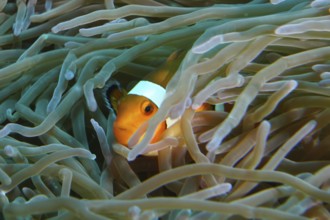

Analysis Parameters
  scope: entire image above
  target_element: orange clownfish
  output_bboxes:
[104,51,185,147]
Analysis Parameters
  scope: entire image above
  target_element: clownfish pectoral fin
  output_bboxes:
[102,79,127,114]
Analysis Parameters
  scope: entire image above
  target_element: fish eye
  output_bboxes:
[141,101,154,116]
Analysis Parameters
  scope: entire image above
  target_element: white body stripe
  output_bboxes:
[128,80,166,108]
[165,117,180,128]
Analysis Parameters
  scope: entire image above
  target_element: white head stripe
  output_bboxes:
[128,81,166,108]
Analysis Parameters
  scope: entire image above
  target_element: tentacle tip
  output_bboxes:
[0,127,11,138]
[206,138,221,152]
[311,0,330,8]
[40,34,48,40]
[26,195,49,204]
[0,190,7,196]
[51,25,61,33]
[89,104,98,112]
[128,206,141,217]
[270,0,286,4]
[308,120,318,128]
[237,74,245,86]
[13,24,22,36]
[135,35,149,43]
[197,133,207,143]
[275,25,298,35]
[127,152,137,161]
[107,34,119,42]
[274,26,286,35]
[223,183,233,192]
[4,145,15,157]
[65,71,75,81]
[90,154,97,160]
[46,103,55,114]
[319,79,330,87]
[288,80,298,89]
[90,118,97,126]
[86,99,97,113]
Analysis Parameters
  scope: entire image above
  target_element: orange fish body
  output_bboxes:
[106,51,185,147]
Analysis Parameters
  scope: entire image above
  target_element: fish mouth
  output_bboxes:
[117,127,128,131]
[113,126,135,146]
[116,126,138,133]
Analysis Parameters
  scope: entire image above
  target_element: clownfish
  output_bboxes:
[104,51,210,147]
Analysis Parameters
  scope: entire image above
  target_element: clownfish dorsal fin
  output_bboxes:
[144,50,186,88]
[102,79,127,113]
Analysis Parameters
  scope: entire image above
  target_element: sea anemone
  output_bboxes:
[0,0,329,219]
